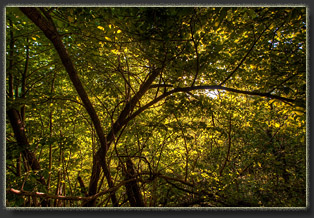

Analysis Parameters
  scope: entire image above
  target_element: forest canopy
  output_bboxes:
[5,7,306,207]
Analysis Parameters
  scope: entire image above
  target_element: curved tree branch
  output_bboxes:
[125,84,296,126]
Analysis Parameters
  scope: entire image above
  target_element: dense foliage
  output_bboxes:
[6,7,306,207]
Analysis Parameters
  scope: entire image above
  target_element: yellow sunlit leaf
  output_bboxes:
[269,23,275,30]
[295,106,304,111]
[269,99,276,104]
[97,26,105,31]
[109,24,112,29]
[111,49,120,54]
[250,64,256,70]
[31,37,36,41]
[117,29,122,34]
[105,36,111,41]
[294,111,304,116]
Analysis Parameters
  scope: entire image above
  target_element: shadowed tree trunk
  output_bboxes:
[7,108,49,207]
[7,108,46,186]
[123,158,145,207]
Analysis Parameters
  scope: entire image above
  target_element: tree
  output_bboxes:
[6,7,306,207]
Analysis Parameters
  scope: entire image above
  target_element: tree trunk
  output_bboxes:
[7,108,46,186]
[77,176,88,196]
[123,158,145,207]
[7,108,49,207]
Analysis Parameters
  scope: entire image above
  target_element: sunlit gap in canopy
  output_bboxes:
[203,89,221,99]
[196,76,222,99]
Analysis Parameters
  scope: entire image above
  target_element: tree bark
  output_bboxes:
[77,176,88,196]
[7,108,47,187]
[123,158,145,207]
[105,69,161,146]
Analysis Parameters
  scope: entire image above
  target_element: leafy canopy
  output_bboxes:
[6,7,306,207]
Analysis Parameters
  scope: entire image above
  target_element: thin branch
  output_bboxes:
[190,18,200,87]
[219,112,232,176]
[217,86,295,103]
[219,22,271,86]
[149,84,174,89]
[164,180,198,195]
[104,67,163,150]
[140,171,194,187]
[267,72,299,94]
[125,84,295,126]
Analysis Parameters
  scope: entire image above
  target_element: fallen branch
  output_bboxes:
[7,188,86,201]
[7,177,138,202]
